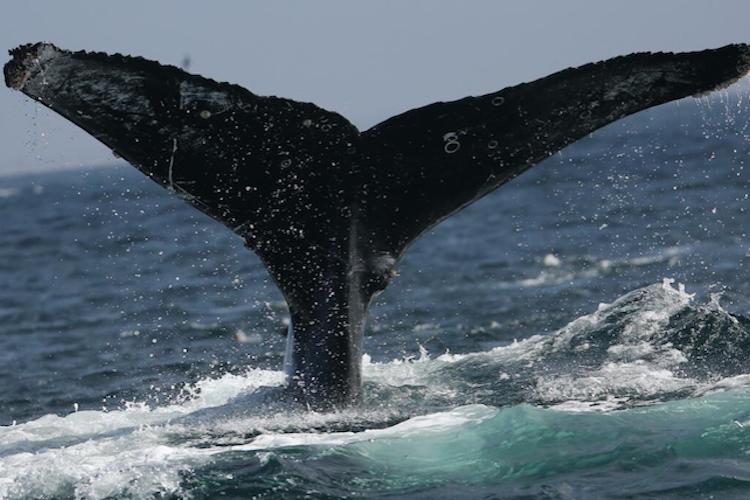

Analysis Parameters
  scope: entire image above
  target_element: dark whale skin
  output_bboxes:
[6,42,750,408]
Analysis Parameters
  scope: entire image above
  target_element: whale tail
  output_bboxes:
[6,42,750,407]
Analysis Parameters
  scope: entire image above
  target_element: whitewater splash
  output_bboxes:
[2,280,750,498]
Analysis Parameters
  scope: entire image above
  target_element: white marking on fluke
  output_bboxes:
[168,138,178,191]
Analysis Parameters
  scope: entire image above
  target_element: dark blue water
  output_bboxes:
[2,92,750,498]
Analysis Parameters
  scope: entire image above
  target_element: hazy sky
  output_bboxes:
[2,1,750,175]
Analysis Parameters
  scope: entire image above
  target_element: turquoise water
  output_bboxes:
[190,394,750,498]
[2,93,750,498]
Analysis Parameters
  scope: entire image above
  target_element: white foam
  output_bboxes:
[0,427,194,499]
[543,253,561,267]
[535,361,693,404]
[1,368,284,449]
[361,345,438,387]
[693,374,750,396]
[224,405,496,452]
[0,368,286,498]
[0,390,494,499]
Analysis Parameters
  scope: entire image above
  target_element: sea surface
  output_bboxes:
[2,91,750,498]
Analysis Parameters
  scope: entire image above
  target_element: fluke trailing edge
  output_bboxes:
[5,42,750,408]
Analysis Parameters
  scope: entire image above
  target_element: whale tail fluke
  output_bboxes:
[6,42,750,407]
[6,42,749,258]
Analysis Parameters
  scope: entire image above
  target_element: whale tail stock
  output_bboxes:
[5,42,750,407]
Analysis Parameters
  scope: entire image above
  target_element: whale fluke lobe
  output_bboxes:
[360,44,750,253]
[3,43,359,233]
[6,42,750,408]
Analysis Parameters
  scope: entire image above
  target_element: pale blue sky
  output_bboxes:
[2,1,750,175]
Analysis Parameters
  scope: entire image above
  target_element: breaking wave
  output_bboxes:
[2,280,750,498]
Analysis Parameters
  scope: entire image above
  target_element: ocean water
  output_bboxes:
[2,91,750,498]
